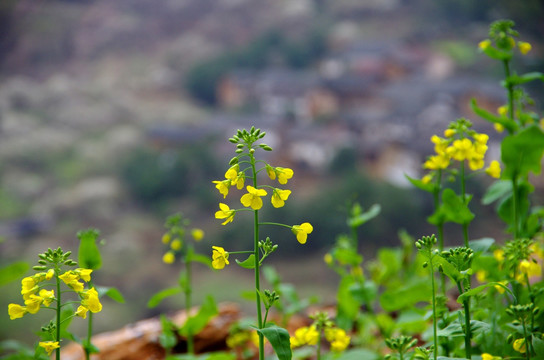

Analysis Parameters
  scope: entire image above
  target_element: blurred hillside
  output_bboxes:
[1,0,543,344]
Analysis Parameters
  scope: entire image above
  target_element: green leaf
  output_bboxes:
[336,276,359,330]
[457,282,515,304]
[235,254,256,269]
[147,286,182,308]
[59,304,75,340]
[179,295,218,337]
[97,286,125,303]
[468,238,495,253]
[482,180,511,205]
[504,72,544,86]
[433,255,462,283]
[334,248,362,267]
[533,335,544,357]
[77,228,102,270]
[405,174,436,193]
[501,125,544,179]
[441,188,474,225]
[0,261,29,287]
[481,45,511,61]
[256,325,292,360]
[349,281,377,305]
[379,278,431,312]
[347,204,381,228]
[471,99,517,133]
[159,315,178,350]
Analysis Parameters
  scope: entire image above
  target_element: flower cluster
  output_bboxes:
[161,213,204,264]
[211,127,313,269]
[478,20,531,59]
[290,312,351,353]
[421,118,501,184]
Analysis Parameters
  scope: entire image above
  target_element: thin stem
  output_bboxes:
[259,222,292,229]
[512,176,519,239]
[250,152,265,360]
[457,282,472,360]
[460,162,469,248]
[186,257,194,355]
[55,266,61,360]
[429,254,438,360]
[85,281,94,360]
[316,331,322,360]
[433,169,446,294]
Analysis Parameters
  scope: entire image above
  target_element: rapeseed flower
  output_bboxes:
[423,154,450,170]
[80,287,102,313]
[290,325,319,348]
[212,246,229,269]
[76,268,92,282]
[8,304,27,320]
[267,165,294,184]
[162,233,171,244]
[513,338,526,353]
[75,305,89,319]
[191,228,204,241]
[163,251,175,264]
[45,269,54,280]
[240,186,267,210]
[444,129,456,138]
[292,223,313,244]
[325,328,350,352]
[170,239,182,250]
[486,160,501,178]
[25,294,43,314]
[213,179,231,198]
[478,39,491,50]
[39,289,55,307]
[518,41,532,55]
[448,138,474,161]
[39,341,60,355]
[215,203,235,225]
[271,188,291,208]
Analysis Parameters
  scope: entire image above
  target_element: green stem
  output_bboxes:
[460,162,469,248]
[433,169,446,294]
[429,254,438,360]
[85,281,94,360]
[316,331,322,360]
[502,59,515,124]
[512,176,519,239]
[457,282,472,360]
[186,257,194,355]
[250,153,265,360]
[55,266,61,360]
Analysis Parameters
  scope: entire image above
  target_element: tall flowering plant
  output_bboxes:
[8,247,103,360]
[212,126,312,360]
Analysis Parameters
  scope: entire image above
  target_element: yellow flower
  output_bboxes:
[162,233,171,244]
[266,165,276,180]
[324,253,333,265]
[431,135,449,155]
[493,249,505,262]
[518,259,541,278]
[494,123,505,133]
[191,228,204,241]
[77,268,93,282]
[8,304,27,320]
[518,41,532,55]
[513,338,526,353]
[276,167,294,184]
[421,174,433,184]
[497,105,508,116]
[423,154,450,170]
[271,189,291,208]
[325,328,350,352]
[290,325,319,348]
[39,341,60,355]
[45,269,55,280]
[476,270,487,283]
[292,223,313,244]
[24,294,43,314]
[163,252,175,264]
[473,133,489,145]
[448,138,474,161]
[468,156,485,171]
[215,203,235,225]
[494,280,508,294]
[240,186,267,210]
[59,271,78,284]
[213,179,231,198]
[81,287,102,313]
[212,246,229,269]
[226,331,251,348]
[170,239,182,250]
[225,164,239,181]
[479,39,491,50]
[481,353,497,360]
[485,160,501,178]
[444,129,456,138]
[232,172,245,190]
[21,277,38,300]
[75,305,89,319]
[39,289,55,307]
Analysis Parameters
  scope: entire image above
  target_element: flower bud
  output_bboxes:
[229,157,239,165]
[33,266,46,271]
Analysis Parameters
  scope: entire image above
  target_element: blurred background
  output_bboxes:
[0,0,543,344]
